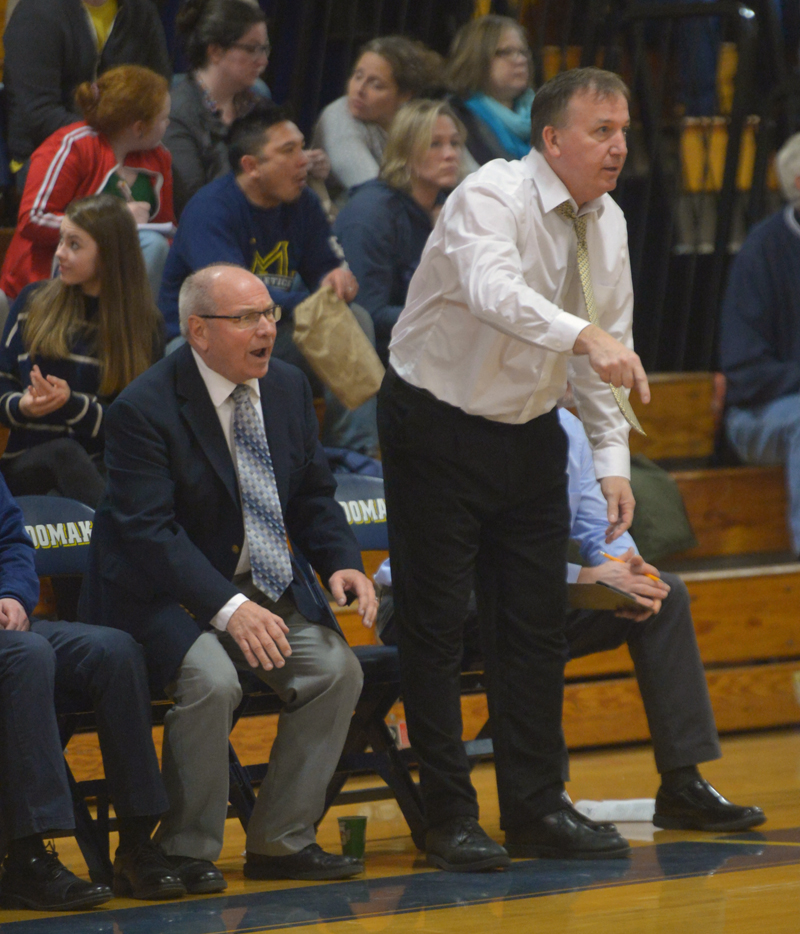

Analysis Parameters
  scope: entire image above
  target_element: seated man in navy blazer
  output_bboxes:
[80,263,377,890]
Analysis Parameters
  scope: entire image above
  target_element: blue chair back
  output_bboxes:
[333,475,387,551]
[16,496,94,577]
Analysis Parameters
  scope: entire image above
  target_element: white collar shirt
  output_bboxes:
[389,147,634,479]
[191,347,263,628]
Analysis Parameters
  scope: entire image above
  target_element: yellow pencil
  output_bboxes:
[600,551,661,582]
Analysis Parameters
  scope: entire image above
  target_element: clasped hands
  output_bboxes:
[578,547,670,621]
[18,365,71,418]
[227,568,377,671]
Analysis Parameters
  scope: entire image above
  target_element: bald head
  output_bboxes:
[179,263,256,337]
[181,264,277,384]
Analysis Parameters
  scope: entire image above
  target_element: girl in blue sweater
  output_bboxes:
[0,193,162,506]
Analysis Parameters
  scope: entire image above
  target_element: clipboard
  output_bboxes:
[568,581,645,611]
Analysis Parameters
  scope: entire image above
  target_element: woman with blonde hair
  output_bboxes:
[333,99,465,362]
[0,194,163,506]
[0,64,174,305]
[313,35,443,197]
[446,15,535,167]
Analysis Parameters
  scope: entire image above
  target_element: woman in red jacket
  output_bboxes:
[0,64,174,309]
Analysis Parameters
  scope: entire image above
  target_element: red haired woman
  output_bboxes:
[0,64,174,307]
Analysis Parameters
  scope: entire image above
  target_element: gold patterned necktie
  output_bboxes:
[556,200,645,436]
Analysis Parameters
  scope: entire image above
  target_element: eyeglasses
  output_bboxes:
[230,41,271,58]
[196,305,282,329]
[494,46,529,60]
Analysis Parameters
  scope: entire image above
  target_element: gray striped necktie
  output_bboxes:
[231,384,293,601]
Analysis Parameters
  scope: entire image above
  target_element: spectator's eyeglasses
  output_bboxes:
[230,42,271,58]
[196,306,282,329]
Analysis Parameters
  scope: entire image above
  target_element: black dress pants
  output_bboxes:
[377,369,571,830]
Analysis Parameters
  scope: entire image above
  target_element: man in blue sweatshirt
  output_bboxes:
[720,132,800,557]
[159,101,377,455]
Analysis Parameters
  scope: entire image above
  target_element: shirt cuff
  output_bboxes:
[566,563,582,584]
[591,443,631,481]
[544,309,592,353]
[209,592,249,631]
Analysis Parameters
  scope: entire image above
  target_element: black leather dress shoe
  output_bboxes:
[244,843,363,881]
[505,803,631,859]
[113,841,186,900]
[425,817,511,872]
[166,855,227,894]
[654,779,766,832]
[0,847,113,910]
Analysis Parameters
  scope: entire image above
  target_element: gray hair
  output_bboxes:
[178,262,241,336]
[530,66,629,152]
[776,133,800,206]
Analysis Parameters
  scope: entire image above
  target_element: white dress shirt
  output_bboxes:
[192,348,263,630]
[389,147,634,480]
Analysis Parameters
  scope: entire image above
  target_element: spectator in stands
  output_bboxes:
[334,100,465,363]
[3,0,170,173]
[445,15,535,170]
[0,195,162,508]
[376,407,766,838]
[312,35,443,198]
[159,101,379,456]
[164,0,267,217]
[0,475,182,910]
[719,132,800,558]
[164,0,332,219]
[80,263,377,888]
[0,65,175,309]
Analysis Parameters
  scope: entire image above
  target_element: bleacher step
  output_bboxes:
[630,372,716,461]
[671,465,790,558]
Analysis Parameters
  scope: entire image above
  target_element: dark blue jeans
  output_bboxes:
[0,620,168,843]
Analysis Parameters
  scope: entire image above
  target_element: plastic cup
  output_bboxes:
[338,815,367,858]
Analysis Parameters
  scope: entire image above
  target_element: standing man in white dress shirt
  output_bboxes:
[377,67,650,872]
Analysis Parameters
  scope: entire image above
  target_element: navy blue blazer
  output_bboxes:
[79,344,363,691]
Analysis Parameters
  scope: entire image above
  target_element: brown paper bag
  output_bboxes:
[292,286,385,410]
